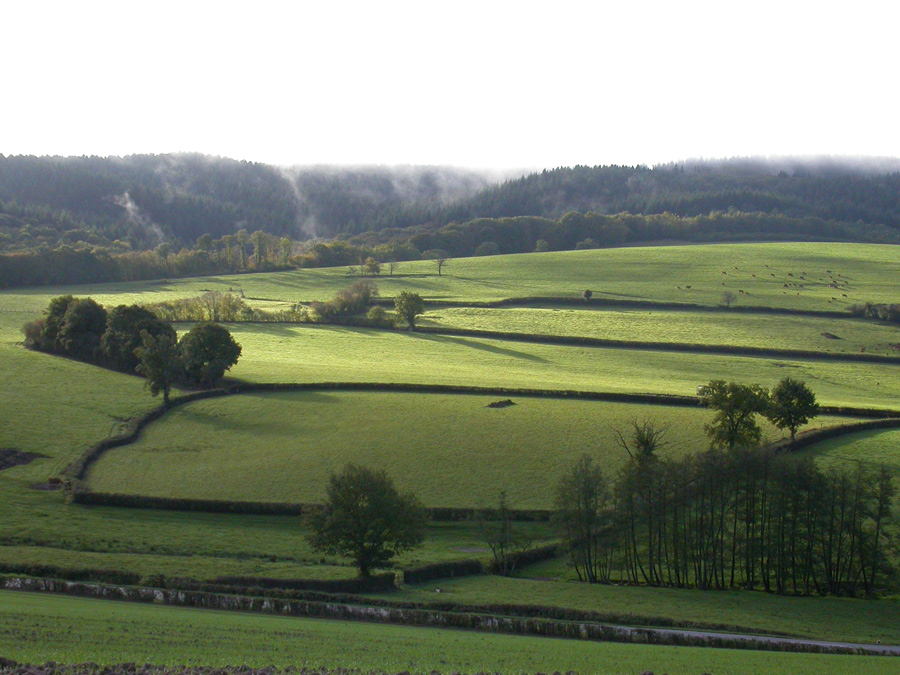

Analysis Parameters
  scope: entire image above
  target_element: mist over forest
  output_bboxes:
[2,153,900,287]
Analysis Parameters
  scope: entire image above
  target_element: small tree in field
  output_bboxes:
[720,290,736,308]
[582,289,593,302]
[306,464,426,578]
[767,377,819,443]
[394,291,425,330]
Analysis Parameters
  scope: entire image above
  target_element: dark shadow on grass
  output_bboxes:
[405,331,549,363]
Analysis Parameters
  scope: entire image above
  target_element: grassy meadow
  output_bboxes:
[1,590,898,675]
[374,574,900,645]
[421,305,900,355]
[1,241,900,665]
[85,391,857,509]
[222,323,900,409]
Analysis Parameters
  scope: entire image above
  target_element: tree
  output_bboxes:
[394,291,424,330]
[306,464,426,578]
[424,249,450,276]
[720,290,736,308]
[699,380,770,451]
[57,297,108,360]
[582,289,593,302]
[766,377,819,443]
[534,239,550,252]
[178,322,242,387]
[554,454,612,583]
[134,330,181,406]
[101,304,175,372]
[480,490,533,576]
[473,241,500,256]
[364,257,381,275]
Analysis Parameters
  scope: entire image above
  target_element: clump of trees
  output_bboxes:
[23,296,241,404]
[306,464,426,578]
[307,280,379,324]
[699,377,819,447]
[555,431,896,595]
[848,302,900,324]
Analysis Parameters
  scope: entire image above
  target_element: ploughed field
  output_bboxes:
[2,241,900,663]
[85,391,859,509]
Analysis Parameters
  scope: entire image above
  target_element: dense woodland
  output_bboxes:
[3,154,900,288]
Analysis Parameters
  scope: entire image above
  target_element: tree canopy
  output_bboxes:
[306,464,426,578]
[179,322,242,387]
[767,377,819,442]
[699,380,770,451]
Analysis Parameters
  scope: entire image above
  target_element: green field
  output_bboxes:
[221,323,900,409]
[1,590,898,675]
[2,242,900,664]
[422,306,900,355]
[374,574,900,645]
[85,391,857,509]
[5,242,899,310]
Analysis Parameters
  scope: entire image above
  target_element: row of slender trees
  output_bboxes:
[556,444,895,596]
[552,378,896,596]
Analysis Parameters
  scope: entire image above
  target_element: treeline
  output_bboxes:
[557,445,896,596]
[22,296,241,401]
[5,155,900,256]
[350,210,899,259]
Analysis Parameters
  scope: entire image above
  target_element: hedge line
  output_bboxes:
[70,491,555,521]
[210,574,396,594]
[769,417,900,453]
[5,577,895,655]
[412,326,900,366]
[373,295,855,320]
[402,559,484,585]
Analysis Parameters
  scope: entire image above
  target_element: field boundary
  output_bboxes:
[4,577,898,655]
[66,382,900,517]
[409,325,900,365]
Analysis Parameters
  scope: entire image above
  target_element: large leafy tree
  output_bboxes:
[134,330,181,406]
[101,304,175,373]
[178,322,241,387]
[57,297,108,360]
[394,291,424,330]
[699,380,770,451]
[306,464,426,578]
[767,377,819,443]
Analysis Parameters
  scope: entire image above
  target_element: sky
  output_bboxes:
[3,1,899,170]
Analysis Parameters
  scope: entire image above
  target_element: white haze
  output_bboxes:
[2,1,899,170]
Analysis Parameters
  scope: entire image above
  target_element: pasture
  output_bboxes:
[1,241,899,666]
[421,305,900,355]
[85,391,857,509]
[2,590,898,675]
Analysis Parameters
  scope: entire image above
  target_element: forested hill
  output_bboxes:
[0,154,495,251]
[436,158,900,230]
[3,154,900,256]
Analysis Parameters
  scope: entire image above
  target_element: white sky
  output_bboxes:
[2,1,898,170]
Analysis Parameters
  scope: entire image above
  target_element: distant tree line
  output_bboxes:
[22,296,241,404]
